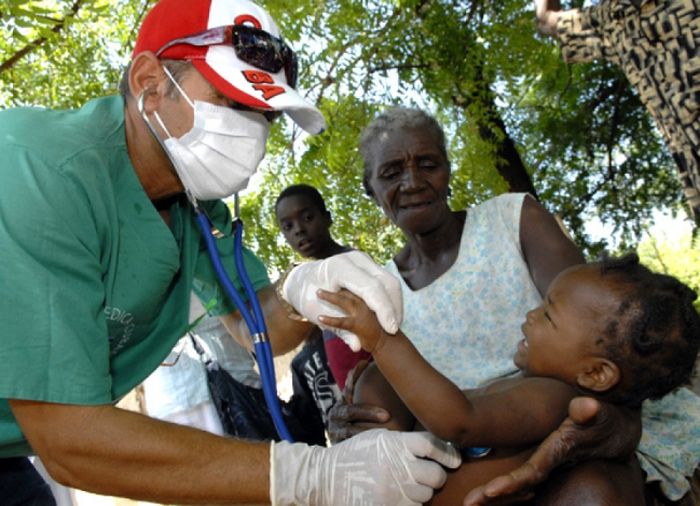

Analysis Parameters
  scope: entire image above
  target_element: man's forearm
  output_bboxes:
[11,400,270,504]
[220,283,315,355]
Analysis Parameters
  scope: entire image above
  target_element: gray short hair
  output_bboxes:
[359,107,448,196]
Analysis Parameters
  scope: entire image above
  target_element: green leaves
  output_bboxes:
[0,0,152,107]
[1,0,692,272]
[638,227,700,312]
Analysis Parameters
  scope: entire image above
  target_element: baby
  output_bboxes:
[318,253,700,504]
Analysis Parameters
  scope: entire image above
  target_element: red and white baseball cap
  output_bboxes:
[133,0,325,134]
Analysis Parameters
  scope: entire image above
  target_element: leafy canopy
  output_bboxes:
[2,0,694,276]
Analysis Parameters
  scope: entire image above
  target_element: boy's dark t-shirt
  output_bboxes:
[285,335,342,445]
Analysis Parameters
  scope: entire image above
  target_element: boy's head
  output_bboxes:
[515,254,700,407]
[275,184,333,259]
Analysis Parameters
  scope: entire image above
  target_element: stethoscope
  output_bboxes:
[193,194,293,442]
[138,92,292,441]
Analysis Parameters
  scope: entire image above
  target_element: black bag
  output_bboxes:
[190,334,328,444]
[203,359,281,440]
[189,333,280,441]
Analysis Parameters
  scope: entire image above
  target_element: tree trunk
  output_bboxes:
[454,64,539,198]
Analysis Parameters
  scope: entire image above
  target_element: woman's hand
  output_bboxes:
[327,360,391,443]
[462,397,642,505]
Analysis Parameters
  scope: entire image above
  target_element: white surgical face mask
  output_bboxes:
[150,67,270,201]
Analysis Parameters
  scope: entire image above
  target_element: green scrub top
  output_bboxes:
[0,96,270,457]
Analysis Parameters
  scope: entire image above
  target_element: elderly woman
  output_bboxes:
[325,108,700,504]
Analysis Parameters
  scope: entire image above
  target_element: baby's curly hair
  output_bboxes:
[596,253,700,408]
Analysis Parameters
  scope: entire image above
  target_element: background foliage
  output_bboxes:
[1,0,696,278]
[638,227,700,311]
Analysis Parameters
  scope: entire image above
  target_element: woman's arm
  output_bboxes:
[463,397,642,505]
[519,195,585,296]
[327,360,392,443]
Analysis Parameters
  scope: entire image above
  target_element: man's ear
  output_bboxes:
[576,358,620,393]
[128,52,166,113]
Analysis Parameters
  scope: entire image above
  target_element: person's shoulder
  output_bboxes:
[469,192,528,217]
[474,192,526,205]
[0,96,126,167]
[0,97,131,216]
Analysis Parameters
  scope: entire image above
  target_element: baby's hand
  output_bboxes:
[317,289,387,352]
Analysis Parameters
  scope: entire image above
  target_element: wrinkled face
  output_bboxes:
[275,194,333,259]
[514,264,619,383]
[364,126,451,235]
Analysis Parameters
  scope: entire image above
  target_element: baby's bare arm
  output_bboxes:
[460,378,576,447]
[318,289,576,447]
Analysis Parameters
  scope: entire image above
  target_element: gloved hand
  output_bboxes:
[281,250,403,351]
[270,428,461,506]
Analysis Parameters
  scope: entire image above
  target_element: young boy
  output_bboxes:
[273,184,350,443]
[275,183,372,391]
[275,183,348,260]
[318,253,700,504]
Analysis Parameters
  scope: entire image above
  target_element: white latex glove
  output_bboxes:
[281,250,403,351]
[270,428,461,506]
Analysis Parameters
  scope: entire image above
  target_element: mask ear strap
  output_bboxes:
[139,90,176,146]
[162,65,195,109]
[153,110,172,138]
[137,90,199,209]
[138,89,173,139]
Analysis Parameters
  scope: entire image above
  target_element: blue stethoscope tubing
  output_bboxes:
[194,203,293,442]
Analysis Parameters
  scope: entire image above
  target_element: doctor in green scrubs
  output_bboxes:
[0,0,461,503]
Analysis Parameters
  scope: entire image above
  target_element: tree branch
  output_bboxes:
[0,0,85,74]
[309,4,403,104]
[409,1,537,197]
[452,62,539,198]
[125,0,155,53]
[367,63,430,73]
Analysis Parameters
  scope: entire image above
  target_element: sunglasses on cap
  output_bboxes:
[157,24,299,90]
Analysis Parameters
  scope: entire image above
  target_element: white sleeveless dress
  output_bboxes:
[385,192,700,499]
